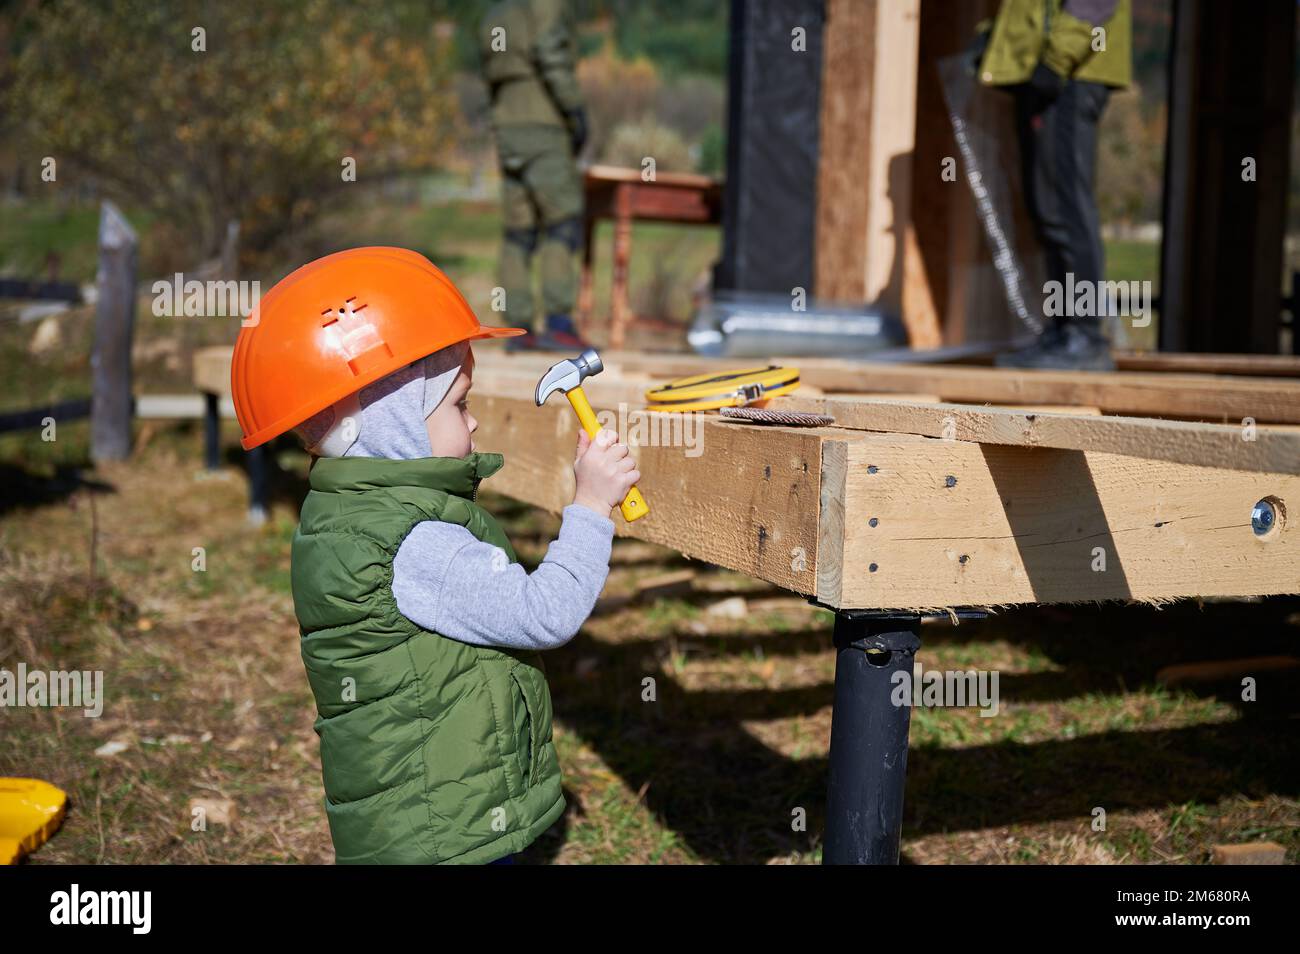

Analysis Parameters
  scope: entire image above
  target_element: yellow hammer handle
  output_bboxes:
[566,386,649,522]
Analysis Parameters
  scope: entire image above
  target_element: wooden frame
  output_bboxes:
[194,345,1300,610]
[465,349,1299,610]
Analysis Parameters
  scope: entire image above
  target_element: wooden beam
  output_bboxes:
[913,0,1027,346]
[471,391,830,596]
[201,347,1300,471]
[769,395,1300,475]
[815,0,924,324]
[194,345,232,396]
[824,432,1300,608]
[1115,351,1300,377]
[471,360,1298,479]
[599,351,1300,423]
[192,345,1300,610]
[473,386,1298,609]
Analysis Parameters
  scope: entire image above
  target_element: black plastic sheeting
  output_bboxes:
[938,52,1044,336]
[713,0,825,297]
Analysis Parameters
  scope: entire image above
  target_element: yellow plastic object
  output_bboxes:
[567,385,648,522]
[0,778,68,864]
[644,365,800,412]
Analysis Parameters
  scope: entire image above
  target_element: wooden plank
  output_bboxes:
[769,395,1300,475]
[1156,655,1300,687]
[585,164,718,190]
[1212,843,1287,865]
[814,0,922,317]
[185,345,1300,609]
[199,347,1300,472]
[816,438,848,607]
[194,345,233,395]
[601,351,1300,423]
[814,0,875,305]
[471,391,831,595]
[827,432,1300,608]
[780,360,1300,424]
[901,221,943,349]
[1115,351,1300,378]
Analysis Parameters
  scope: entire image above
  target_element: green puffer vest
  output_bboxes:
[291,451,565,864]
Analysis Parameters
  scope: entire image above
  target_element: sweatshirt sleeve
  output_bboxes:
[392,504,614,651]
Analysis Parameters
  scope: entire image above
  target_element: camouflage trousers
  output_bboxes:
[494,124,584,329]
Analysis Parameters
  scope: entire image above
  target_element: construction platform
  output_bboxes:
[196,345,1300,612]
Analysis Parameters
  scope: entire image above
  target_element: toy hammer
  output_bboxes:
[535,348,648,522]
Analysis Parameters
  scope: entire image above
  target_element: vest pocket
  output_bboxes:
[509,666,540,787]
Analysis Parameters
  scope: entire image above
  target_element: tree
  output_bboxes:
[6,0,460,260]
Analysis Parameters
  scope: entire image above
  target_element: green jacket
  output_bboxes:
[479,0,584,129]
[291,452,564,864]
[979,0,1131,89]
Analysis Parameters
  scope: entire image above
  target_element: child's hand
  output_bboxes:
[573,428,640,517]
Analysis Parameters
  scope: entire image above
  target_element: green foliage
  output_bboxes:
[5,0,461,261]
[1097,84,1165,224]
[696,123,724,176]
[615,16,727,78]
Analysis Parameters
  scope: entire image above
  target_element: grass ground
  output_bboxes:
[1,418,1296,865]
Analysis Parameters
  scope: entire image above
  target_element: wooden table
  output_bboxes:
[576,164,722,349]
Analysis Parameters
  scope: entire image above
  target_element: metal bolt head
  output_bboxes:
[1251,499,1276,536]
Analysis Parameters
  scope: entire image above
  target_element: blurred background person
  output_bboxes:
[981,0,1133,370]
[479,0,592,351]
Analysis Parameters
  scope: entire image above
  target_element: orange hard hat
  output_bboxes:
[231,246,525,449]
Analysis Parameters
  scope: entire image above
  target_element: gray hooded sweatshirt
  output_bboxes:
[301,350,614,651]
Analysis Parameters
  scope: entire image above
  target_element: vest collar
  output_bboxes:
[309,451,504,499]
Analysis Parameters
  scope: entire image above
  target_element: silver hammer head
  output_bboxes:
[535,348,604,405]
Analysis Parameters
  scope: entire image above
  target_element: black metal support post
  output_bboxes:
[203,391,221,471]
[247,444,269,525]
[823,611,922,865]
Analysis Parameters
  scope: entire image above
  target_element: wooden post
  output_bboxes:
[220,219,241,278]
[815,0,933,347]
[610,183,633,350]
[576,213,596,339]
[91,201,138,462]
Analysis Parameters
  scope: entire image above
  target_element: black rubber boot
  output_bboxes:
[995,320,1115,371]
[504,328,540,353]
[535,314,593,352]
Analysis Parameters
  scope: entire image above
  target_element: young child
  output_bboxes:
[231,247,639,864]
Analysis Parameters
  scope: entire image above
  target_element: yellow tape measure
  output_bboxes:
[644,365,800,412]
